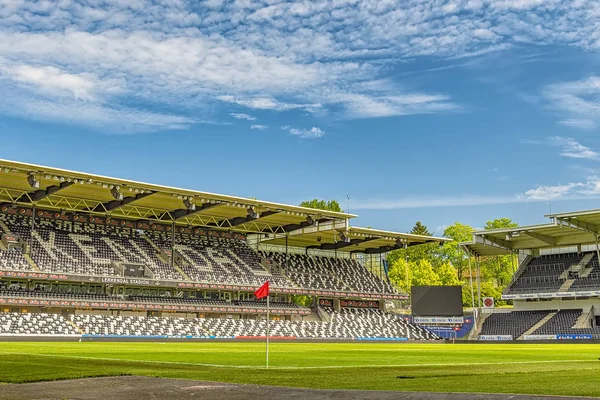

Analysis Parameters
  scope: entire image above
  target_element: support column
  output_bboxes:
[467,250,477,323]
[476,256,482,309]
[595,236,600,265]
[333,297,341,312]
[171,222,175,268]
[285,234,289,270]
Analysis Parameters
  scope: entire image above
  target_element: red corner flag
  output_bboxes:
[254,281,269,299]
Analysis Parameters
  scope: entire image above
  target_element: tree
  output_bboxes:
[484,218,518,230]
[480,217,518,288]
[388,258,412,294]
[440,222,475,279]
[388,222,439,268]
[411,259,441,286]
[411,221,432,236]
[437,262,461,286]
[299,199,343,212]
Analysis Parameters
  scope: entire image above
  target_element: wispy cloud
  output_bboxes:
[230,113,256,121]
[250,124,268,130]
[288,126,325,139]
[352,178,600,210]
[544,77,600,129]
[559,119,596,130]
[548,137,599,160]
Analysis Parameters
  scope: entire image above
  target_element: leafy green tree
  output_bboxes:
[388,221,439,268]
[484,218,518,230]
[440,222,475,279]
[388,258,412,294]
[480,217,518,288]
[292,295,312,307]
[437,262,462,286]
[410,259,441,286]
[299,199,343,212]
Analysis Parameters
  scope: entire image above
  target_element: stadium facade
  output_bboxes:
[463,210,600,340]
[0,159,445,340]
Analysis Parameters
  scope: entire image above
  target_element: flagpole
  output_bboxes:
[266,293,270,369]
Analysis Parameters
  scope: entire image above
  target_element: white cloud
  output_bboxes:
[548,137,599,160]
[2,0,600,130]
[230,113,256,121]
[352,178,600,209]
[0,94,195,133]
[1,64,114,101]
[288,126,325,139]
[522,182,584,201]
[250,124,267,130]
[218,95,321,112]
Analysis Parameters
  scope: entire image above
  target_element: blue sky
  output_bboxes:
[2,0,600,235]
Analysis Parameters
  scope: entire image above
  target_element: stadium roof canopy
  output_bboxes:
[0,159,354,235]
[258,223,450,254]
[546,208,600,235]
[0,159,448,253]
[461,214,600,256]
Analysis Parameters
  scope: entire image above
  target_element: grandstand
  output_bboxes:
[0,159,446,340]
[463,209,600,340]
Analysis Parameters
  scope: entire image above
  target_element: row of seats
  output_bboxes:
[480,310,552,338]
[262,251,397,294]
[0,310,439,340]
[480,309,600,339]
[533,309,600,336]
[0,289,308,310]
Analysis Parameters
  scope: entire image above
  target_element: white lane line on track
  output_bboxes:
[1,352,598,370]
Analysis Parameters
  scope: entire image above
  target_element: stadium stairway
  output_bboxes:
[519,311,557,339]
[141,234,190,281]
[470,312,490,339]
[558,279,575,292]
[560,253,594,280]
[22,253,40,272]
[574,309,593,328]
[0,219,12,236]
[67,319,85,335]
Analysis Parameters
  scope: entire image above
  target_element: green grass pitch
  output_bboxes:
[1,342,600,397]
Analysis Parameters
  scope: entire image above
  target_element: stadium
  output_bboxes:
[0,158,600,399]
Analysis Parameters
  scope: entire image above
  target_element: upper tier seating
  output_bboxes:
[570,254,600,291]
[0,222,32,271]
[145,230,290,287]
[508,253,582,293]
[0,214,183,280]
[533,309,600,338]
[262,252,398,294]
[480,310,553,338]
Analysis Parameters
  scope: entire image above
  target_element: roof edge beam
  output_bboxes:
[521,231,556,246]
[307,236,379,251]
[479,234,512,249]
[164,201,223,221]
[92,191,155,212]
[17,181,75,203]
[559,217,600,235]
[217,210,281,228]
